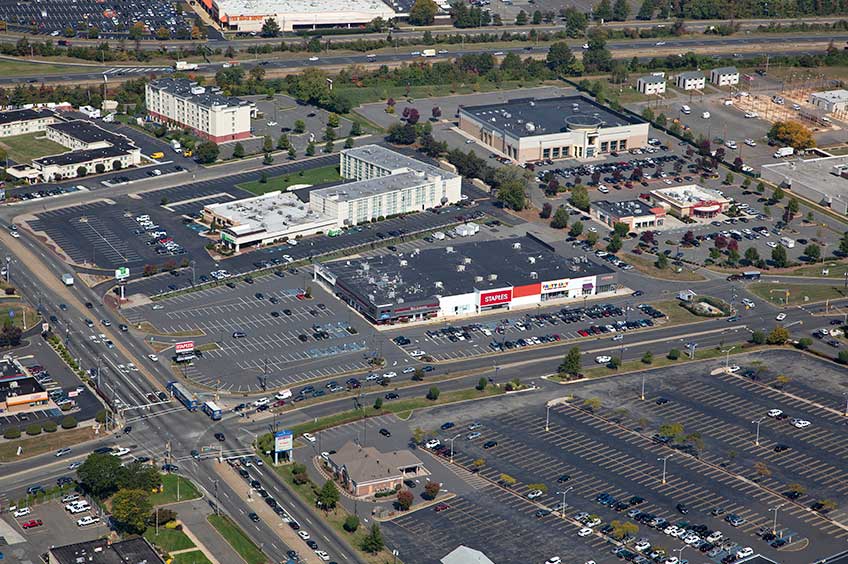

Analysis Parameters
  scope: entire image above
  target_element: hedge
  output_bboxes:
[3,426,21,439]
[42,420,57,433]
[25,423,42,436]
[61,416,77,430]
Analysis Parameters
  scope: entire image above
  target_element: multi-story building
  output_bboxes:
[457,96,649,163]
[709,66,740,87]
[0,108,58,138]
[145,78,256,143]
[675,71,706,91]
[636,75,667,96]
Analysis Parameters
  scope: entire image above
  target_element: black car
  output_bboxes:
[385,392,399,400]
[85,302,94,309]
[162,463,179,472]
[774,444,790,453]
[556,474,571,483]
[283,309,293,316]
[655,397,669,405]
[306,540,318,550]
[254,292,264,299]
[248,512,260,522]
[676,502,688,514]
[440,422,455,430]
[123,425,132,434]
[483,440,498,449]
[379,428,391,437]
[270,311,280,318]
[215,432,226,441]
[56,476,74,486]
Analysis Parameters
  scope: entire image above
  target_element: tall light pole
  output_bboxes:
[752,416,766,446]
[447,433,461,464]
[723,345,737,371]
[556,486,573,517]
[843,392,848,417]
[658,455,671,485]
[640,375,646,401]
[770,503,784,534]
[546,403,552,432]
[674,546,687,561]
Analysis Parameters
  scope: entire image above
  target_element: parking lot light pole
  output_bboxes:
[673,546,687,561]
[640,375,646,401]
[770,503,784,535]
[658,455,671,485]
[556,486,573,518]
[448,433,461,464]
[723,346,737,371]
[752,417,766,446]
[843,392,848,417]
[546,403,551,432]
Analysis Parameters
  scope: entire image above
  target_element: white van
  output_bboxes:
[681,105,691,115]
[275,389,292,401]
[780,237,795,249]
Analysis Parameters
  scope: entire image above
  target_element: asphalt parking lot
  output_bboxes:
[123,269,379,392]
[249,94,355,152]
[383,350,848,564]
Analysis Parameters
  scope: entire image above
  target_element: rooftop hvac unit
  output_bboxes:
[362,263,370,271]
[529,100,536,106]
[368,294,375,302]
[474,275,484,282]
[512,242,521,249]
[528,256,536,264]
[399,259,408,266]
[488,274,498,281]
[446,246,455,253]
[456,264,465,272]
[435,281,444,288]
[525,122,536,132]
[530,271,538,279]
[463,257,472,264]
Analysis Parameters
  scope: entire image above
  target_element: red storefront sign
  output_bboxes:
[479,288,513,307]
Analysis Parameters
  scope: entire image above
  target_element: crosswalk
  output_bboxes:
[103,67,174,75]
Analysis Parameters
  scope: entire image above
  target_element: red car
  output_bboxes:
[295,293,306,300]
[22,519,43,529]
[434,503,450,512]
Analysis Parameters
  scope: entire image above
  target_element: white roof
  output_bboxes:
[811,89,848,103]
[206,190,334,235]
[216,0,396,17]
[441,546,495,564]
[652,184,727,205]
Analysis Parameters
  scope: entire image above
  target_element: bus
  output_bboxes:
[202,401,222,420]
[741,271,761,280]
[779,237,795,249]
[167,381,199,411]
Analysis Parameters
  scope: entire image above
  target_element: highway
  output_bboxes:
[4,33,843,85]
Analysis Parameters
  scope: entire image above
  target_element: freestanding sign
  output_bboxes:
[115,267,130,280]
[175,341,195,354]
[274,430,294,464]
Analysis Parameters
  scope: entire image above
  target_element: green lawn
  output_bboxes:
[341,79,545,108]
[236,164,342,195]
[172,551,214,564]
[149,474,201,506]
[748,283,848,305]
[791,262,848,278]
[207,514,267,564]
[623,253,707,281]
[0,59,101,77]
[143,527,196,552]
[0,300,41,330]
[0,132,68,164]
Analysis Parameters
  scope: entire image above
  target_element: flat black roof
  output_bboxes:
[0,108,54,126]
[48,119,136,151]
[34,145,129,167]
[0,359,24,380]
[592,199,658,218]
[50,538,164,564]
[459,95,643,138]
[0,376,44,401]
[325,235,614,307]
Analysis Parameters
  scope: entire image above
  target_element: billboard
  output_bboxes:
[274,430,293,452]
[479,288,512,307]
[175,341,195,354]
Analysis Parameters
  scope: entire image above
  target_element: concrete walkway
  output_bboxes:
[169,499,245,564]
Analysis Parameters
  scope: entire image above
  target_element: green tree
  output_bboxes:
[804,243,821,261]
[263,135,273,152]
[3,427,20,439]
[499,473,517,486]
[838,350,848,365]
[771,244,788,268]
[317,479,340,511]
[725,172,734,185]
[61,415,77,429]
[360,523,385,554]
[261,17,281,37]
[409,0,438,25]
[294,120,306,134]
[155,26,170,40]
[787,197,800,215]
[344,137,355,149]
[277,134,289,150]
[611,519,639,539]
[594,0,613,20]
[550,206,569,229]
[559,346,582,376]
[613,222,630,238]
[77,453,125,498]
[263,152,275,165]
[569,221,584,237]
[767,326,790,345]
[327,113,340,128]
[532,9,543,24]
[476,377,487,391]
[655,253,669,269]
[288,146,297,159]
[344,515,360,532]
[612,0,630,20]
[373,397,383,410]
[667,348,680,360]
[120,461,162,491]
[659,422,684,440]
[796,337,813,350]
[232,142,245,158]
[751,330,766,345]
[515,10,528,24]
[111,489,151,534]
[546,42,579,75]
[606,233,622,253]
[323,140,334,154]
[768,120,815,150]
[426,386,440,401]
[306,142,316,156]
[195,141,220,164]
[641,351,653,364]
[569,185,590,211]
[583,33,613,72]
[744,247,760,264]
[129,22,145,40]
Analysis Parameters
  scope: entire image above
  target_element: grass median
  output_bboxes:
[236,164,341,195]
[143,526,196,552]
[0,427,95,462]
[623,253,706,281]
[207,514,267,564]
[748,282,848,305]
[171,551,214,564]
[149,474,201,506]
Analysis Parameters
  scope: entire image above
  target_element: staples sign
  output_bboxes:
[479,289,512,307]
[175,341,195,354]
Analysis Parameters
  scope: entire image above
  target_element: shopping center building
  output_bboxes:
[458,95,649,163]
[649,185,730,219]
[315,235,617,324]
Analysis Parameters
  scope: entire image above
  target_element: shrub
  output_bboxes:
[61,416,78,429]
[343,515,360,532]
[42,420,57,433]
[25,423,42,436]
[3,426,20,439]
[426,386,440,401]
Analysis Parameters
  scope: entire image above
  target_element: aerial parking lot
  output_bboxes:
[383,349,848,564]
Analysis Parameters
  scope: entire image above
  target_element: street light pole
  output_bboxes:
[448,433,461,464]
[724,345,737,371]
[843,392,848,417]
[752,416,766,446]
[545,403,551,432]
[770,503,784,534]
[658,455,671,485]
[556,486,573,518]
[640,375,646,401]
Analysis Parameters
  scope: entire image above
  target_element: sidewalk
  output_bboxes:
[169,499,244,564]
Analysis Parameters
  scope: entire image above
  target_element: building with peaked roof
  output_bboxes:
[710,66,739,87]
[458,95,649,163]
[326,441,427,497]
[441,546,496,564]
[636,75,666,96]
[675,70,705,91]
[145,77,256,143]
[48,537,164,564]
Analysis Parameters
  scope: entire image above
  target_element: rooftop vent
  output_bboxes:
[446,246,455,253]
[435,281,444,289]
[488,274,498,281]
[457,264,465,272]
[399,259,408,267]
[530,271,538,279]
[474,275,484,282]
[512,242,521,249]
[528,256,536,264]
[463,257,472,264]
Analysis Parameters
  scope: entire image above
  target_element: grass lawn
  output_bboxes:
[236,164,342,195]
[143,527,196,552]
[171,551,214,564]
[624,253,707,281]
[0,299,40,330]
[651,299,707,325]
[791,262,848,278]
[748,283,848,305]
[0,132,68,164]
[339,79,545,108]
[0,59,100,77]
[207,514,267,564]
[149,474,201,506]
[0,427,95,462]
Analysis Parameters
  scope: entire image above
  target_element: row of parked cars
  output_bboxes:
[134,214,186,256]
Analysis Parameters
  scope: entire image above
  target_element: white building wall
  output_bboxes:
[438,292,476,316]
[511,293,541,307]
[0,115,57,138]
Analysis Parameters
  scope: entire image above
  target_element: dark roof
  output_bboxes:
[48,119,135,151]
[0,376,43,402]
[0,359,24,380]
[50,538,164,564]
[459,95,643,138]
[592,199,659,218]
[325,235,614,307]
[0,108,54,126]
[149,77,254,110]
[34,145,129,167]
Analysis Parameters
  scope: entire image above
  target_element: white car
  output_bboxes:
[147,354,159,362]
[776,313,787,321]
[302,432,317,443]
[527,489,544,499]
[727,365,741,373]
[314,551,330,562]
[77,515,100,527]
[425,439,441,449]
[792,419,811,428]
[634,541,651,552]
[493,51,504,56]
[597,185,610,194]
[726,140,738,149]
[298,531,311,540]
[595,355,612,364]
[768,409,783,417]
[742,298,755,308]
[111,447,131,457]
[582,43,589,49]
[267,121,278,126]
[409,350,426,358]
[308,56,319,61]
[577,527,593,537]
[656,41,666,46]
[68,461,83,470]
[402,366,416,374]
[13,507,31,518]
[706,531,724,543]
[664,525,678,535]
[736,547,754,559]
[744,111,759,119]
[767,241,778,248]
[585,517,601,527]
[10,231,19,238]
[744,138,757,147]
[382,372,397,379]
[545,558,562,564]
[665,558,679,564]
